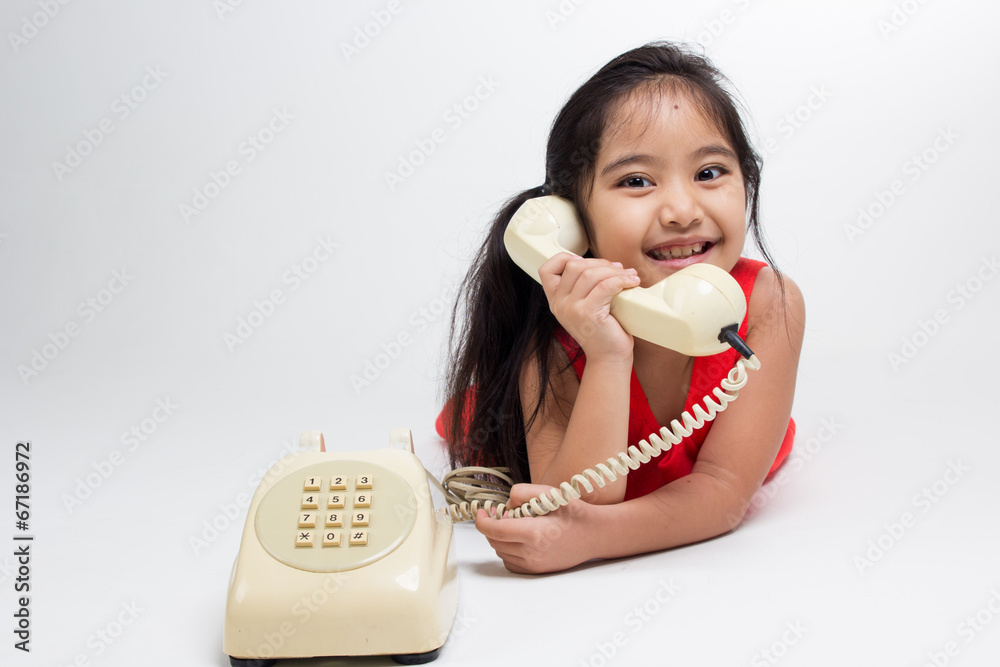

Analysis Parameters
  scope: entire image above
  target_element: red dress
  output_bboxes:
[436,257,795,499]
[554,257,794,500]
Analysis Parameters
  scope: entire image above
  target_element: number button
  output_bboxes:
[325,512,343,528]
[303,477,321,492]
[356,474,373,489]
[301,494,319,510]
[354,493,371,508]
[298,513,316,528]
[322,531,342,548]
[327,494,345,509]
[329,476,347,491]
[352,511,370,526]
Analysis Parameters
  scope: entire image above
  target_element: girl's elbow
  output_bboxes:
[694,471,756,534]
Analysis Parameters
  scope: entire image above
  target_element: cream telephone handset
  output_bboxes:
[503,195,753,357]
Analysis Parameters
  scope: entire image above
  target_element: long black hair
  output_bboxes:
[442,41,778,483]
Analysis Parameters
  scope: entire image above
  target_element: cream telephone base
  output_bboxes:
[224,429,458,666]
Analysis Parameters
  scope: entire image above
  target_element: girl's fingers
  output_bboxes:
[542,256,637,301]
[566,264,636,301]
[536,254,639,358]
[537,252,579,292]
[580,270,641,306]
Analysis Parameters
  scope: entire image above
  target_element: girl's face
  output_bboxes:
[584,90,747,287]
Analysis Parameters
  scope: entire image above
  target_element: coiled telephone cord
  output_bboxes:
[436,354,760,522]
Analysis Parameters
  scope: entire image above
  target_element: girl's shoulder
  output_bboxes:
[745,262,806,344]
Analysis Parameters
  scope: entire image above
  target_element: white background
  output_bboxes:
[2,1,999,666]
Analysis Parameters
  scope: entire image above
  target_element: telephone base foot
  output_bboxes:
[228,658,276,667]
[392,648,441,664]
[227,653,439,666]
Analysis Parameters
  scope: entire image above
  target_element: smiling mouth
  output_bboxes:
[647,242,713,261]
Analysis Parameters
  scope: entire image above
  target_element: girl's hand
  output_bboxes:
[538,253,639,362]
[474,483,603,574]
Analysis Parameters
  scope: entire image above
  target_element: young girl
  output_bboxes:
[440,42,805,574]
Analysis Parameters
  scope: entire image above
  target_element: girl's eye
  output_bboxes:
[621,175,652,188]
[696,166,727,182]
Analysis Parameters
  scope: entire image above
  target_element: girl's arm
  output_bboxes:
[519,344,634,505]
[478,268,805,573]
[520,252,639,505]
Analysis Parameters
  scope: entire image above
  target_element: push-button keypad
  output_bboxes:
[255,459,416,573]
[296,475,375,549]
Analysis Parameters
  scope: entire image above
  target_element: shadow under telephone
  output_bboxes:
[223,196,761,665]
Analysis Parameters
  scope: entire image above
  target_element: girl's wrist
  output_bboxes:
[583,349,634,370]
[572,500,615,563]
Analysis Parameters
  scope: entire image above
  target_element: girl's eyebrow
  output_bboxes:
[599,144,739,177]
[599,153,660,177]
[693,144,738,161]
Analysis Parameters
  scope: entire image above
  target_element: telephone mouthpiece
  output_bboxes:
[611,263,747,357]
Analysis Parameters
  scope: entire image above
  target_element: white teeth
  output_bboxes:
[651,243,704,260]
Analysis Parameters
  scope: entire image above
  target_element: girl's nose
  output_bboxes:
[656,180,702,227]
